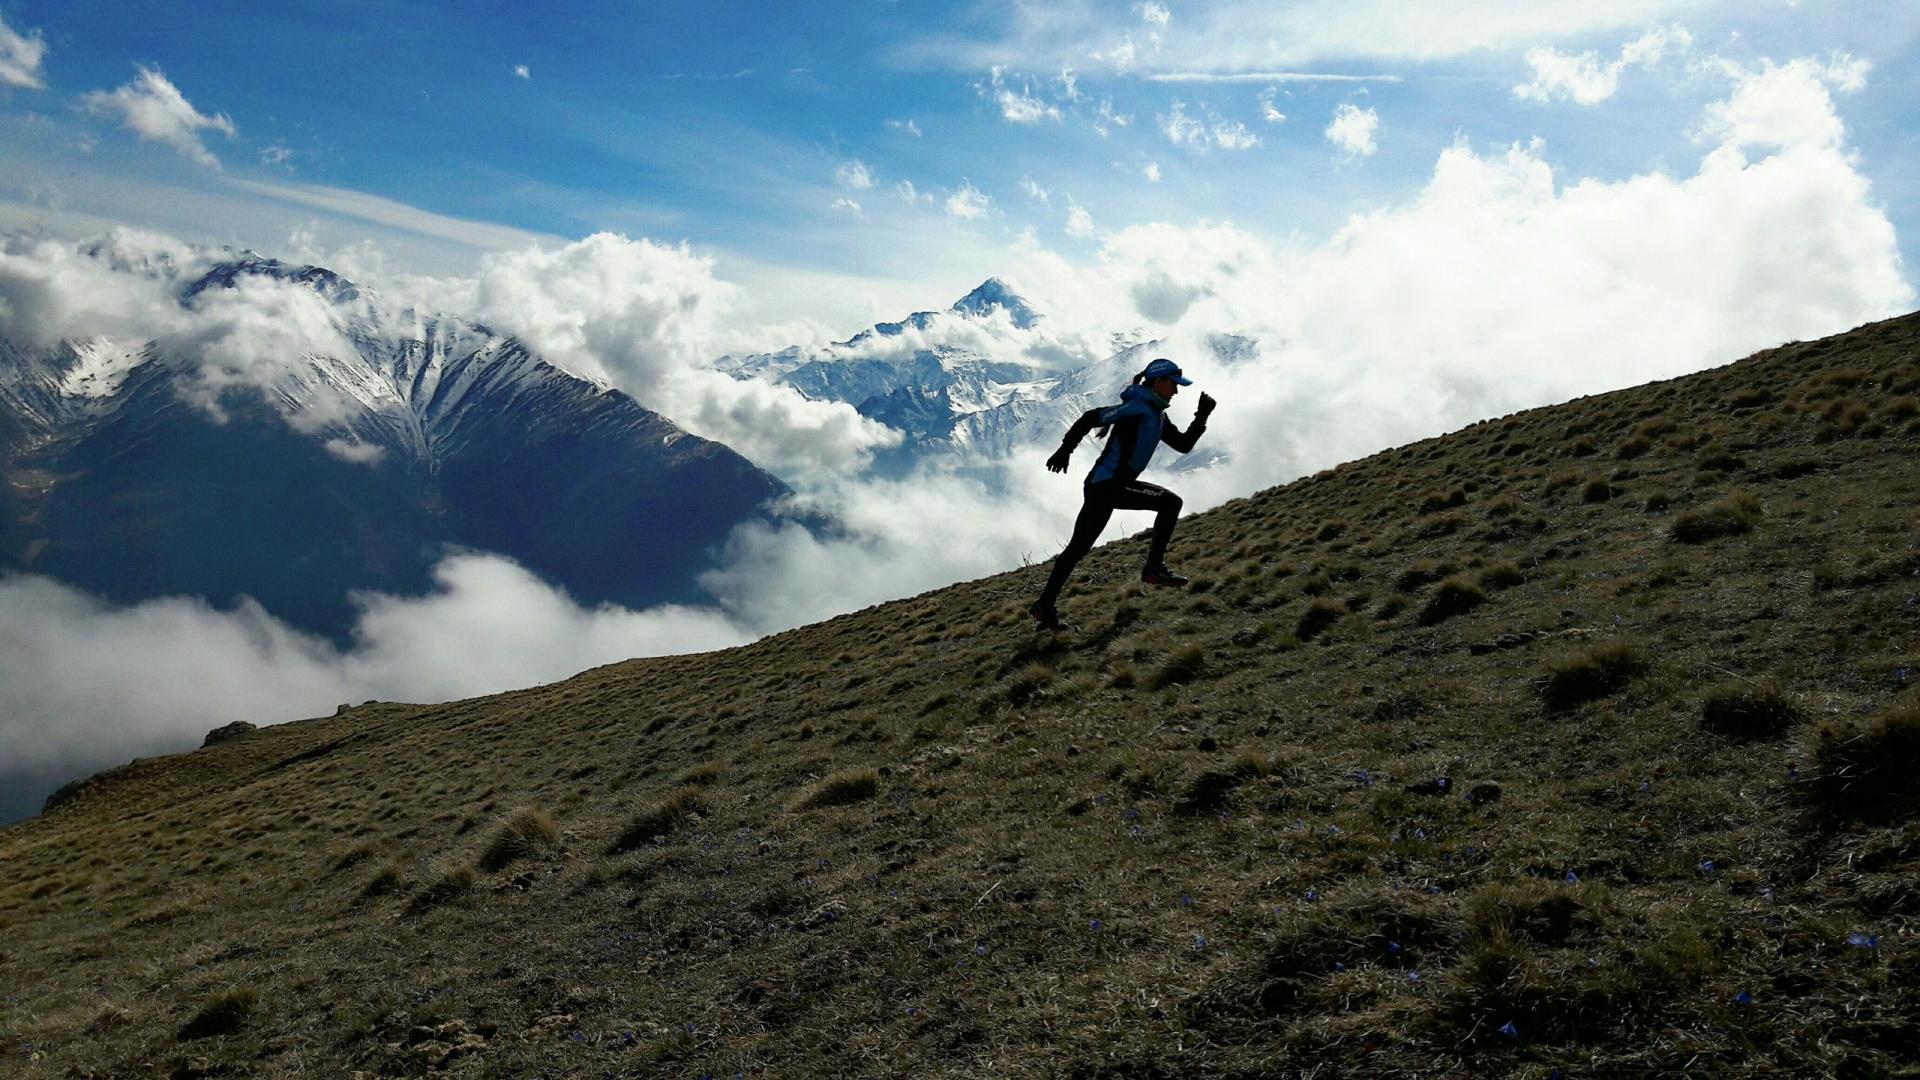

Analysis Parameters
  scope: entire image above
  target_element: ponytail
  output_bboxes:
[1099,372,1147,440]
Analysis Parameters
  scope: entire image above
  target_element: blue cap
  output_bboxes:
[1142,358,1191,385]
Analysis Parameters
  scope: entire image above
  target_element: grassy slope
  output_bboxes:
[3,314,1919,1079]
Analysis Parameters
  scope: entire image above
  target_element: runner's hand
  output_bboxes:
[1196,392,1217,418]
[1046,447,1072,473]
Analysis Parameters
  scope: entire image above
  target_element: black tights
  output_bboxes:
[1036,479,1182,609]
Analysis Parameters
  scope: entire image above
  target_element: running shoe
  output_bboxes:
[1141,564,1189,587]
[1029,604,1070,632]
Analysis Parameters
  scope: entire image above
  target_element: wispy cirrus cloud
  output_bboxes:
[0,10,47,90]
[1147,71,1402,83]
[835,159,875,189]
[81,66,237,168]
[893,0,1708,74]
[224,177,554,251]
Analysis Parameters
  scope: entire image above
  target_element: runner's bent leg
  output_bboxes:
[1036,485,1118,610]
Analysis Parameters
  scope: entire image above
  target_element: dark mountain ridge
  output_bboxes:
[0,255,789,640]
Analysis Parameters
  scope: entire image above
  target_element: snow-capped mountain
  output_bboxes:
[718,279,1236,472]
[0,254,787,639]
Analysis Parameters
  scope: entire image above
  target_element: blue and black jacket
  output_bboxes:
[1057,383,1207,485]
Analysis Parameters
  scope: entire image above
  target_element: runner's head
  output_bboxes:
[1141,357,1191,400]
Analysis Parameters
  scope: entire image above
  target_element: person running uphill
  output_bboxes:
[1030,357,1216,631]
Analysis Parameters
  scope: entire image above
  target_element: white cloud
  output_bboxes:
[1325,101,1378,156]
[1698,54,1867,153]
[1260,87,1287,123]
[1139,2,1173,27]
[1095,35,1139,73]
[1514,47,1622,105]
[1066,203,1095,237]
[1094,97,1133,136]
[836,159,875,189]
[895,179,925,203]
[946,182,992,219]
[467,233,901,476]
[1144,161,1162,182]
[886,117,923,136]
[259,142,295,169]
[832,196,863,213]
[81,65,237,168]
[1514,23,1693,104]
[1056,66,1082,102]
[514,64,531,80]
[1022,175,1051,205]
[0,10,47,90]
[1000,55,1910,499]
[323,437,385,465]
[1160,99,1261,150]
[0,554,752,778]
[985,65,1062,123]
[1160,100,1203,144]
[0,229,204,349]
[1213,119,1258,150]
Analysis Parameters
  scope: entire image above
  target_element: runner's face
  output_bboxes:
[1151,376,1179,399]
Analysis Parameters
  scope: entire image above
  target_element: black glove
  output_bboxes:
[1046,447,1072,474]
[1195,392,1216,419]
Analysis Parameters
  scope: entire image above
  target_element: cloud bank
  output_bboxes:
[0,554,748,779]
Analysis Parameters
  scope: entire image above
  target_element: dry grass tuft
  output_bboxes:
[1418,574,1486,626]
[359,858,406,899]
[1540,641,1641,712]
[1700,680,1798,740]
[178,987,257,1040]
[1149,644,1209,689]
[477,805,561,872]
[793,767,880,810]
[1808,695,1920,822]
[411,861,478,909]
[1671,490,1761,542]
[611,786,706,852]
[1295,597,1349,640]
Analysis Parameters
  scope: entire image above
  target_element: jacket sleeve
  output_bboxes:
[1160,414,1208,454]
[1056,406,1106,453]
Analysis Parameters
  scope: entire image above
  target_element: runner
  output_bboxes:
[1030,357,1215,631]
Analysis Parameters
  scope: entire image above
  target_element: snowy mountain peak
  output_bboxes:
[951,278,1041,329]
[184,254,363,304]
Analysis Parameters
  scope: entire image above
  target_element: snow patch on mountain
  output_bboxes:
[58,338,150,399]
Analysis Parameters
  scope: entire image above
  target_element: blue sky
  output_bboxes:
[2,1,1917,339]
